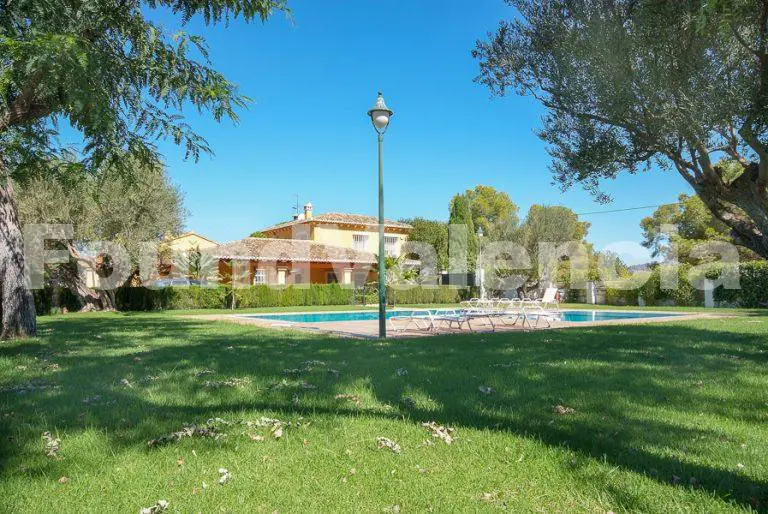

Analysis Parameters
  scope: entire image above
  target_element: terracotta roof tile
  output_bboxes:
[261,212,412,232]
[205,238,377,264]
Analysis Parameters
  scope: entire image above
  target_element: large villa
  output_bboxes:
[167,203,413,287]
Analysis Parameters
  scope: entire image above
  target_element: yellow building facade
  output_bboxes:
[165,232,220,253]
[210,204,413,286]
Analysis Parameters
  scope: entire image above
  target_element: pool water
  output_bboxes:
[243,309,682,324]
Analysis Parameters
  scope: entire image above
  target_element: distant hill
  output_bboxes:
[628,263,653,272]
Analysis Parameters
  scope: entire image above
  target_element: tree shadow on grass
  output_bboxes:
[1,313,766,510]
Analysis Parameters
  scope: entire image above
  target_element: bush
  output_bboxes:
[636,265,703,307]
[62,284,471,312]
[389,286,463,305]
[714,261,768,307]
[34,287,80,315]
[566,264,705,307]
[604,288,639,306]
[114,284,357,311]
[236,284,354,308]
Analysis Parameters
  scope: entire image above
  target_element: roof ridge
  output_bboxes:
[222,237,375,254]
[166,231,220,245]
[205,235,378,264]
[260,212,413,232]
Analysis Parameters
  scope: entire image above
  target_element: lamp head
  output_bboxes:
[367,91,393,134]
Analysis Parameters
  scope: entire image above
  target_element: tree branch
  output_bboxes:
[731,25,760,57]
[739,124,768,189]
[694,141,724,187]
[0,72,52,133]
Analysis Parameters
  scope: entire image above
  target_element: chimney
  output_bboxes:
[304,202,313,220]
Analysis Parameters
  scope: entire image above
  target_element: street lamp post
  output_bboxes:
[477,227,485,300]
[368,92,393,339]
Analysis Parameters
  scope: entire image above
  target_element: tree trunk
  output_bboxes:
[0,180,37,339]
[99,290,117,311]
[690,162,768,258]
[57,243,117,312]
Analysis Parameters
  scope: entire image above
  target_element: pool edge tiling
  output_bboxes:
[241,309,687,324]
[183,309,720,339]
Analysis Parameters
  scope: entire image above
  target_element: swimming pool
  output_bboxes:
[243,309,683,324]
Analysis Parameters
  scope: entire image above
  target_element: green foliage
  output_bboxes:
[15,157,185,265]
[604,288,639,307]
[116,284,355,310]
[475,0,768,257]
[464,185,519,239]
[400,218,449,271]
[636,265,702,307]
[114,284,468,310]
[173,244,219,281]
[115,286,225,311]
[569,263,709,307]
[388,286,462,305]
[448,194,477,271]
[714,261,768,308]
[1,0,288,177]
[15,157,185,309]
[640,186,758,263]
[33,287,80,315]
[236,284,354,308]
[514,205,591,290]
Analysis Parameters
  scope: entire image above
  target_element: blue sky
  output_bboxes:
[147,0,692,264]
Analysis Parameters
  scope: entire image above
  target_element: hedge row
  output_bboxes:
[574,261,768,308]
[571,265,705,307]
[589,265,706,307]
[34,287,81,315]
[236,284,355,308]
[113,284,467,311]
[714,261,768,307]
[389,286,464,305]
[114,284,355,310]
[636,264,702,307]
[115,286,228,311]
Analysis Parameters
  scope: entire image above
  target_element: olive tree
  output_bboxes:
[0,0,287,338]
[15,156,185,310]
[475,0,768,258]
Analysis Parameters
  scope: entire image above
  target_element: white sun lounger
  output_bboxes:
[535,287,560,311]
[390,309,497,333]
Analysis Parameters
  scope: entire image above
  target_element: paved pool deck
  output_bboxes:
[182,309,721,339]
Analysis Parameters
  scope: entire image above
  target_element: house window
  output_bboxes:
[353,272,368,287]
[326,271,338,283]
[253,269,266,285]
[353,234,369,251]
[385,236,398,256]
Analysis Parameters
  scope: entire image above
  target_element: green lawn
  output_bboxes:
[1,310,767,512]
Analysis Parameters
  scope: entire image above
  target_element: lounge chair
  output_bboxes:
[534,287,560,311]
[523,300,561,328]
[425,308,498,333]
[389,309,468,333]
[388,313,432,333]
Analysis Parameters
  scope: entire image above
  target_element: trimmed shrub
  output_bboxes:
[636,265,703,307]
[605,288,639,306]
[567,264,706,307]
[85,284,471,312]
[34,287,80,315]
[236,284,354,308]
[714,261,768,307]
[115,284,356,310]
[389,286,462,305]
